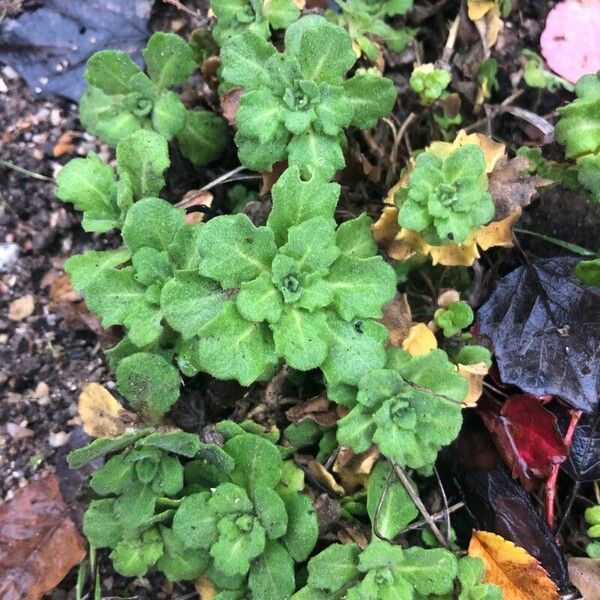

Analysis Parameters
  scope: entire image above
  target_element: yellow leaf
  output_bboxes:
[333,447,379,493]
[308,460,345,496]
[195,575,216,600]
[468,530,560,600]
[402,323,438,356]
[467,0,495,21]
[458,362,489,407]
[78,383,136,438]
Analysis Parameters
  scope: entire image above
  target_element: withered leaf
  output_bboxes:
[78,382,137,438]
[286,396,338,428]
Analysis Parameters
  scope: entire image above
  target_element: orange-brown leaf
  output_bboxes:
[468,530,559,600]
[78,382,137,438]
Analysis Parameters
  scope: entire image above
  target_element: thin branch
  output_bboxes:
[161,0,202,20]
[199,165,246,193]
[400,502,464,535]
[0,158,54,182]
[433,465,451,538]
[372,465,395,541]
[391,462,451,549]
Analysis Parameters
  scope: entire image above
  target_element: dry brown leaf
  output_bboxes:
[285,396,338,428]
[458,361,489,408]
[437,289,461,308]
[195,575,216,600]
[201,56,221,89]
[568,557,600,600]
[220,86,243,127]
[467,0,495,20]
[0,475,86,600]
[52,132,75,158]
[49,272,81,303]
[8,294,35,320]
[78,382,136,438]
[333,447,379,492]
[402,323,438,356]
[468,530,559,600]
[307,460,345,496]
[176,189,213,225]
[488,156,549,221]
[380,293,412,346]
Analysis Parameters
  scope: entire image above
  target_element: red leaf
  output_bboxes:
[479,394,568,489]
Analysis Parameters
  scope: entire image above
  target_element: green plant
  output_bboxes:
[434,300,473,337]
[555,71,600,203]
[521,50,574,92]
[325,0,415,62]
[220,15,397,179]
[79,32,227,165]
[210,0,301,45]
[336,348,467,472]
[410,63,451,103]
[585,505,600,558]
[395,144,495,245]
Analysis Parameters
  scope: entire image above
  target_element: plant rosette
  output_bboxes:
[373,130,521,266]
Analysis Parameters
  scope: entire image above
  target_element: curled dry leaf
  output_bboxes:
[459,361,489,408]
[307,459,345,496]
[401,323,438,356]
[285,396,338,428]
[380,293,412,346]
[78,382,137,438]
[196,575,217,600]
[0,475,87,600]
[568,557,600,600]
[220,86,243,127]
[332,446,379,493]
[468,530,560,600]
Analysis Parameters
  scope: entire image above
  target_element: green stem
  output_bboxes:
[513,228,596,257]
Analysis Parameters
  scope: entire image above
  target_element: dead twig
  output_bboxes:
[161,0,202,20]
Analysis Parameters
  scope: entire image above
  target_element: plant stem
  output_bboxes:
[0,158,54,182]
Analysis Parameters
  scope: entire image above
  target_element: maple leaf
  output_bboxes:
[468,530,559,600]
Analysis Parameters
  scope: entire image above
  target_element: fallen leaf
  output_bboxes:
[0,0,152,101]
[285,396,338,428]
[558,406,600,483]
[8,294,34,320]
[541,0,600,83]
[52,132,75,158]
[49,272,81,303]
[468,530,559,600]
[478,256,600,412]
[332,446,379,492]
[458,361,489,408]
[220,86,243,127]
[401,323,438,356]
[201,56,221,90]
[195,575,216,600]
[568,557,600,600]
[467,0,495,20]
[380,293,413,346]
[478,395,567,488]
[488,156,549,221]
[0,475,87,600]
[307,459,345,496]
[437,289,461,308]
[78,382,137,438]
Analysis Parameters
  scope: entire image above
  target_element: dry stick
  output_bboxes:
[391,462,451,549]
[0,158,54,182]
[441,14,460,64]
[175,165,247,207]
[161,0,202,20]
[463,89,526,134]
[373,464,396,542]
[433,465,451,539]
[400,502,465,535]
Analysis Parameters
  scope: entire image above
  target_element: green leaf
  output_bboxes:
[195,303,279,386]
[284,15,329,56]
[335,214,377,258]
[366,462,418,538]
[315,84,354,136]
[443,144,486,184]
[282,493,318,561]
[235,129,289,172]
[198,213,277,288]
[248,541,296,600]
[173,492,219,550]
[336,405,375,453]
[295,21,355,84]
[143,31,197,89]
[253,486,288,539]
[209,482,254,515]
[83,499,122,548]
[434,300,474,337]
[220,31,277,89]
[116,130,170,199]
[272,307,330,371]
[65,248,131,291]
[236,272,283,323]
[132,247,172,286]
[156,526,209,581]
[287,130,345,180]
[152,91,187,139]
[140,430,202,457]
[326,254,396,321]
[176,110,229,166]
[267,167,340,246]
[79,86,142,146]
[400,547,458,595]
[161,272,229,339]
[357,539,404,571]
[226,433,283,493]
[55,153,120,232]
[321,316,389,386]
[110,528,164,577]
[236,88,285,144]
[85,50,141,94]
[90,454,134,495]
[344,71,397,128]
[307,543,360,592]
[280,217,340,272]
[576,257,600,286]
[263,0,301,29]
[122,197,185,253]
[67,430,151,469]
[114,480,156,528]
[116,352,180,421]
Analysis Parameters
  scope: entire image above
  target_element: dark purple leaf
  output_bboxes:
[478,256,600,413]
[558,408,600,482]
[0,0,152,101]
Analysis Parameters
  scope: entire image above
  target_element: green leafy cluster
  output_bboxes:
[220,15,397,179]
[410,64,452,103]
[292,539,500,599]
[395,144,495,245]
[434,300,473,337]
[65,167,397,387]
[556,71,600,203]
[73,423,317,597]
[336,348,467,472]
[585,505,600,558]
[80,32,227,165]
[210,0,301,45]
[325,0,415,62]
